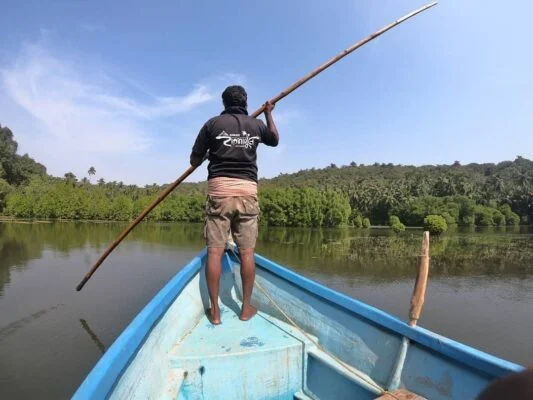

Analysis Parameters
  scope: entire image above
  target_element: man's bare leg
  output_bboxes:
[206,247,224,324]
[239,248,257,321]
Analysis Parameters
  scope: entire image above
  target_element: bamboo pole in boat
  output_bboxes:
[75,2,438,291]
[409,231,430,326]
[388,231,430,390]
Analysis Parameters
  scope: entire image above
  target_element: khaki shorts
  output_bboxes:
[204,196,259,249]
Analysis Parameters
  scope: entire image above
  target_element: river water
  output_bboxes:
[0,222,532,399]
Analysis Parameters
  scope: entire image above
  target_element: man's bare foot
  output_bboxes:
[239,304,257,321]
[206,308,221,325]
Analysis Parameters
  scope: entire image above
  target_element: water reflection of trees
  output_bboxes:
[0,222,204,294]
[0,224,35,295]
[0,222,204,255]
[1,223,532,294]
[258,227,533,280]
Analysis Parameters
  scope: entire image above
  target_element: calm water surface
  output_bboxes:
[1,222,532,399]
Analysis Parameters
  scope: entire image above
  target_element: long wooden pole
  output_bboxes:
[76,167,195,290]
[388,231,430,390]
[75,2,438,291]
[250,1,437,118]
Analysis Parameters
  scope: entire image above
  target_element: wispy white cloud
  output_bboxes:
[0,38,241,183]
[1,43,152,153]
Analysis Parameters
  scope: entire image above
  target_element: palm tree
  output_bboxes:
[88,166,96,182]
[64,172,77,183]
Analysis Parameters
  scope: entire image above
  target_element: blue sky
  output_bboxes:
[1,0,532,185]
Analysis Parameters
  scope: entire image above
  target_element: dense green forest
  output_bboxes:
[1,124,532,228]
[0,125,46,210]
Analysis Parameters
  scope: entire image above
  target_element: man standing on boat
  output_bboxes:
[190,85,279,324]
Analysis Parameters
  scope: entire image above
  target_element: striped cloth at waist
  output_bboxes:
[208,177,258,197]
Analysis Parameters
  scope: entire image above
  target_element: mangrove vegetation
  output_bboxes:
[1,125,532,229]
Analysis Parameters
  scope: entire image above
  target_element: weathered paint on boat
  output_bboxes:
[73,249,523,400]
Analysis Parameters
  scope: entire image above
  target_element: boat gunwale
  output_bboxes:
[73,249,208,400]
[250,253,524,379]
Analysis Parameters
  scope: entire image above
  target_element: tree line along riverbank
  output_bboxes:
[1,124,531,230]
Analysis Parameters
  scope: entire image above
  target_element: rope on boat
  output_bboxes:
[253,281,398,398]
[227,246,401,400]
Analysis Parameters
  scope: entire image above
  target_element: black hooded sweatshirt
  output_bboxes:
[190,106,278,182]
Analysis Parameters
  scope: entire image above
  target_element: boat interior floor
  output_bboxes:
[169,304,315,399]
[171,305,308,360]
[166,303,423,400]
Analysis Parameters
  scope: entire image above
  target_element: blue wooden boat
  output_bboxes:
[74,249,523,400]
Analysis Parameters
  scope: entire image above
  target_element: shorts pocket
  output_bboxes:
[242,197,260,216]
[206,196,222,216]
